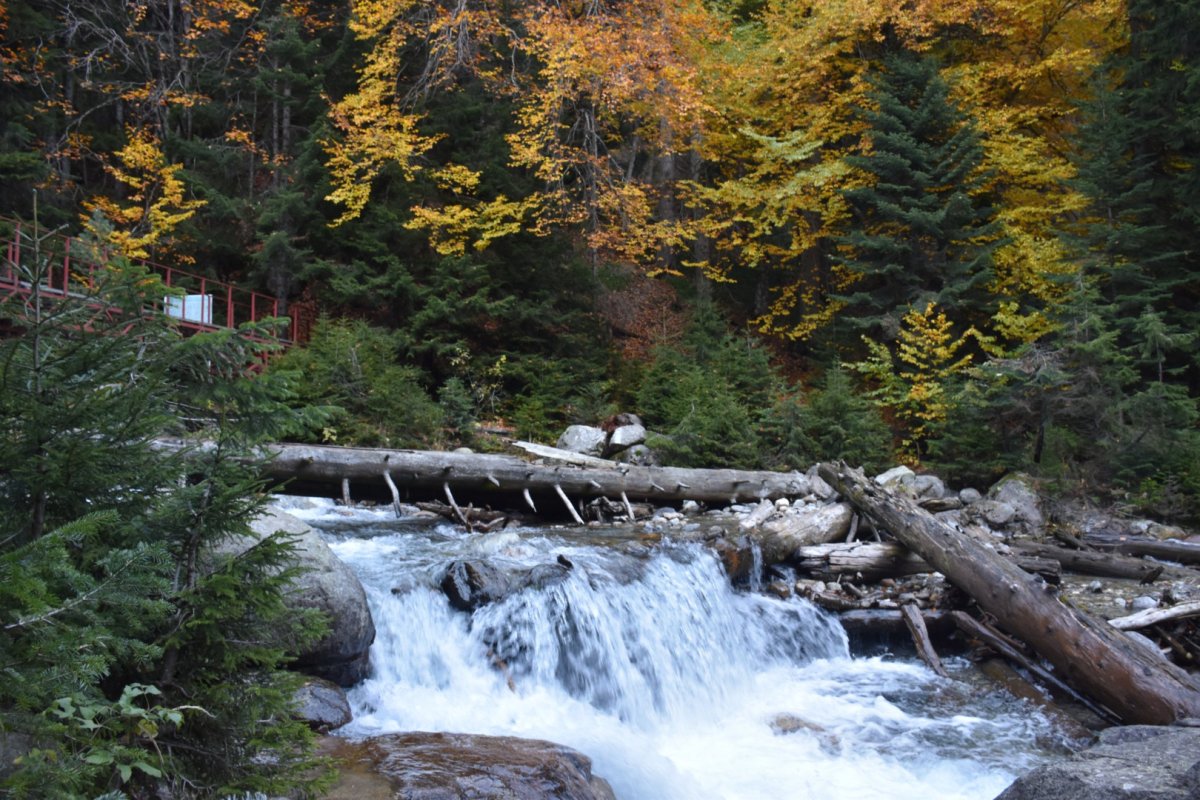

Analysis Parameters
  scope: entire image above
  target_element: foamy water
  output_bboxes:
[286,498,1059,800]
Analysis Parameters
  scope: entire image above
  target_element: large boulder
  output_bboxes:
[996,724,1200,800]
[556,425,608,457]
[223,507,376,686]
[324,732,617,800]
[751,503,854,566]
[987,473,1044,535]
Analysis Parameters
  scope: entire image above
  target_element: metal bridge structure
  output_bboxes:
[1,220,294,344]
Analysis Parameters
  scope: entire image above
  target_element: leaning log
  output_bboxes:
[253,442,809,507]
[818,462,1200,725]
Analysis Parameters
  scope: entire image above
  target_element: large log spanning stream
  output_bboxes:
[256,441,808,513]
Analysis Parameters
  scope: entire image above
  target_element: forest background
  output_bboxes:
[2,2,1200,796]
[3,0,1200,516]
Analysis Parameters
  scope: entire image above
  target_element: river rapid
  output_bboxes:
[287,499,1067,800]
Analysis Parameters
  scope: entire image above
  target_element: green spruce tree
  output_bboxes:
[833,46,1000,344]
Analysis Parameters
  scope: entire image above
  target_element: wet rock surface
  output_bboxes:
[436,559,572,612]
[231,508,376,686]
[293,677,353,732]
[995,724,1200,800]
[322,732,617,800]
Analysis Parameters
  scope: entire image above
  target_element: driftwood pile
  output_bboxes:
[811,463,1200,726]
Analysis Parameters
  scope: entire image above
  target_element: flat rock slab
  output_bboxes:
[996,725,1200,800]
[325,732,616,800]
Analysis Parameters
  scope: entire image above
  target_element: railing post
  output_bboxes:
[199,277,207,327]
[62,236,71,292]
[250,292,256,324]
[226,284,234,328]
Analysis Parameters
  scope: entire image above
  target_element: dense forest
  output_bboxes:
[2,0,1199,510]
[2,2,1200,796]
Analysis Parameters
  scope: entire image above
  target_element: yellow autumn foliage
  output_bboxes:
[83,127,205,262]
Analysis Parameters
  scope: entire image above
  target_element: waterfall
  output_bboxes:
[298,504,1060,800]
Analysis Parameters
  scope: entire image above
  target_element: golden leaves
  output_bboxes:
[83,127,205,262]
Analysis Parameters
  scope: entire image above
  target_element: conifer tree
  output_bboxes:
[1070,0,1200,384]
[833,46,1000,343]
[0,220,329,798]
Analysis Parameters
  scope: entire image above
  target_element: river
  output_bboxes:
[287,499,1068,800]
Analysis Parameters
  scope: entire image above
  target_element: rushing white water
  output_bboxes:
[289,498,1063,800]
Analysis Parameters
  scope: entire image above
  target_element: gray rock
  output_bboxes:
[293,677,352,732]
[607,423,646,452]
[988,473,1045,534]
[959,487,983,504]
[681,499,701,515]
[342,732,616,800]
[437,559,572,611]
[752,503,854,565]
[809,473,836,501]
[921,496,964,512]
[233,508,376,687]
[1147,522,1188,541]
[874,465,916,488]
[996,725,1200,800]
[615,443,658,466]
[1131,595,1159,612]
[556,425,607,456]
[979,500,1017,527]
[911,474,945,500]
[0,732,33,781]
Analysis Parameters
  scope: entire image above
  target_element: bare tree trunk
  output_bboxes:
[157,440,810,507]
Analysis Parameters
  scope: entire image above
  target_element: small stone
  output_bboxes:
[981,500,1017,527]
[766,581,792,600]
[1130,595,1158,612]
[292,678,352,732]
[874,465,916,486]
[1088,580,1104,593]
[681,499,701,515]
[959,488,983,504]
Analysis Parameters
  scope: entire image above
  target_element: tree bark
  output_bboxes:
[1009,541,1192,581]
[818,462,1200,725]
[245,441,809,507]
[1084,534,1200,566]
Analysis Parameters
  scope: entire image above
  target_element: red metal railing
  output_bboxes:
[0,220,294,344]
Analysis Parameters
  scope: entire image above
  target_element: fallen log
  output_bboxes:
[795,541,1060,583]
[1009,541,1192,582]
[901,603,948,677]
[1082,534,1200,566]
[1109,600,1200,631]
[796,541,930,581]
[950,611,1121,725]
[168,439,810,508]
[819,462,1200,725]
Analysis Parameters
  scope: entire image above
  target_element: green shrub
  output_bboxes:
[269,317,443,447]
[762,366,893,473]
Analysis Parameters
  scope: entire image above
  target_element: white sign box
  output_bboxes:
[164,294,213,324]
